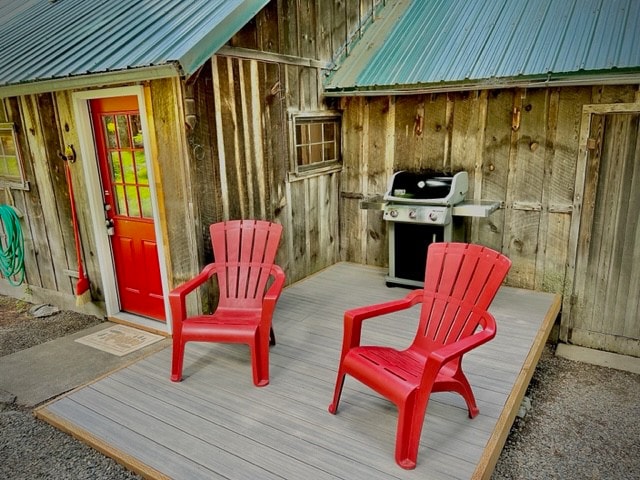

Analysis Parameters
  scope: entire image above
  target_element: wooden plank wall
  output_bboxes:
[339,85,639,295]
[0,94,97,307]
[144,77,198,290]
[184,0,386,285]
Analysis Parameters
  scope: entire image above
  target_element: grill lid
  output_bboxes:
[383,171,468,205]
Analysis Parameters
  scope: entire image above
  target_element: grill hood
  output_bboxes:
[383,171,469,206]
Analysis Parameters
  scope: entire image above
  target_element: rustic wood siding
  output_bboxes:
[234,0,387,63]
[0,94,93,304]
[339,86,639,299]
[144,78,198,289]
[183,0,386,284]
[54,90,102,300]
[189,53,339,284]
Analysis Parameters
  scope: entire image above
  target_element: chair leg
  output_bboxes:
[394,391,431,470]
[170,335,185,382]
[269,326,276,346]
[451,369,479,418]
[434,365,480,418]
[328,369,346,414]
[251,329,271,387]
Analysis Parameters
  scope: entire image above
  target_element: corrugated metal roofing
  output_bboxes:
[0,0,269,96]
[325,0,640,94]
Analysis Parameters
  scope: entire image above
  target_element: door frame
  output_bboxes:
[72,85,172,333]
[562,100,640,343]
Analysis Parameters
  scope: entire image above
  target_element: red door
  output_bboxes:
[91,96,165,321]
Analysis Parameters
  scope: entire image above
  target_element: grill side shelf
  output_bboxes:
[452,200,501,218]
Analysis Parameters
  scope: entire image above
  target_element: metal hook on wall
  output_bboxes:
[58,144,76,163]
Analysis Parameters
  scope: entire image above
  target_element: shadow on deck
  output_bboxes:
[36,263,561,480]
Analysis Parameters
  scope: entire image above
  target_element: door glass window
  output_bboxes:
[101,114,151,218]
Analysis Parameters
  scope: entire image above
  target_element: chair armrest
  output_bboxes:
[169,263,219,323]
[428,311,497,366]
[264,264,286,303]
[261,265,286,320]
[342,289,423,351]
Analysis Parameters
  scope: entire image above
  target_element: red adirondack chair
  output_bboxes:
[169,220,285,387]
[328,242,512,469]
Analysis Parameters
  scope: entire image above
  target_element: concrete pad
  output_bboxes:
[0,322,171,407]
[556,343,640,375]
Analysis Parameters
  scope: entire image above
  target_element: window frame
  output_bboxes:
[288,111,342,181]
[0,122,29,190]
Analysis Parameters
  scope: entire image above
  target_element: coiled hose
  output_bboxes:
[0,204,25,286]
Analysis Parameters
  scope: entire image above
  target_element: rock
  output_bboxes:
[516,395,532,418]
[28,304,60,318]
[0,389,16,410]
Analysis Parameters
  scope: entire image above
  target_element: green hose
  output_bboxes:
[0,204,25,286]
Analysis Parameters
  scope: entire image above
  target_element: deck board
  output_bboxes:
[37,263,560,480]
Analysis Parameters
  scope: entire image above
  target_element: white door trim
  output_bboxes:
[72,86,171,333]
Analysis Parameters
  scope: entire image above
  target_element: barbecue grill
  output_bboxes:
[382,170,499,287]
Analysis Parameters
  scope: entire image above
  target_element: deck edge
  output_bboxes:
[35,408,170,480]
[472,292,562,480]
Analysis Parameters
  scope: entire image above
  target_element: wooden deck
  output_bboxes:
[37,263,561,480]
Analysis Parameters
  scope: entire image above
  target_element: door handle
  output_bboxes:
[105,219,115,236]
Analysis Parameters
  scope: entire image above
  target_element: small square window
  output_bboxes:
[290,113,342,179]
[0,123,28,190]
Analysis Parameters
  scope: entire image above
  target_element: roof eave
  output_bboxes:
[323,71,640,97]
[0,63,181,98]
[179,0,270,77]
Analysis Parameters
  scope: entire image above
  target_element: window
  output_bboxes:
[100,113,152,218]
[0,123,28,189]
[290,113,341,179]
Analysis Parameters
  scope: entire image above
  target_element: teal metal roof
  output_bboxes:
[325,0,640,94]
[0,0,268,96]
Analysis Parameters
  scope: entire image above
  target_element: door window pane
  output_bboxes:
[115,184,126,214]
[110,152,122,183]
[139,186,152,217]
[131,115,143,148]
[120,151,134,182]
[135,152,148,185]
[103,116,117,148]
[117,115,131,148]
[126,186,140,217]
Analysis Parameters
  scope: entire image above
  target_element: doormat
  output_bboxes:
[75,324,164,356]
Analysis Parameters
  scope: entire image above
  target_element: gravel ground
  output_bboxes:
[0,296,140,480]
[492,346,640,480]
[1,294,639,479]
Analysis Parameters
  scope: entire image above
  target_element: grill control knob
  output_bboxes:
[389,209,398,218]
[408,210,417,219]
[428,211,439,222]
